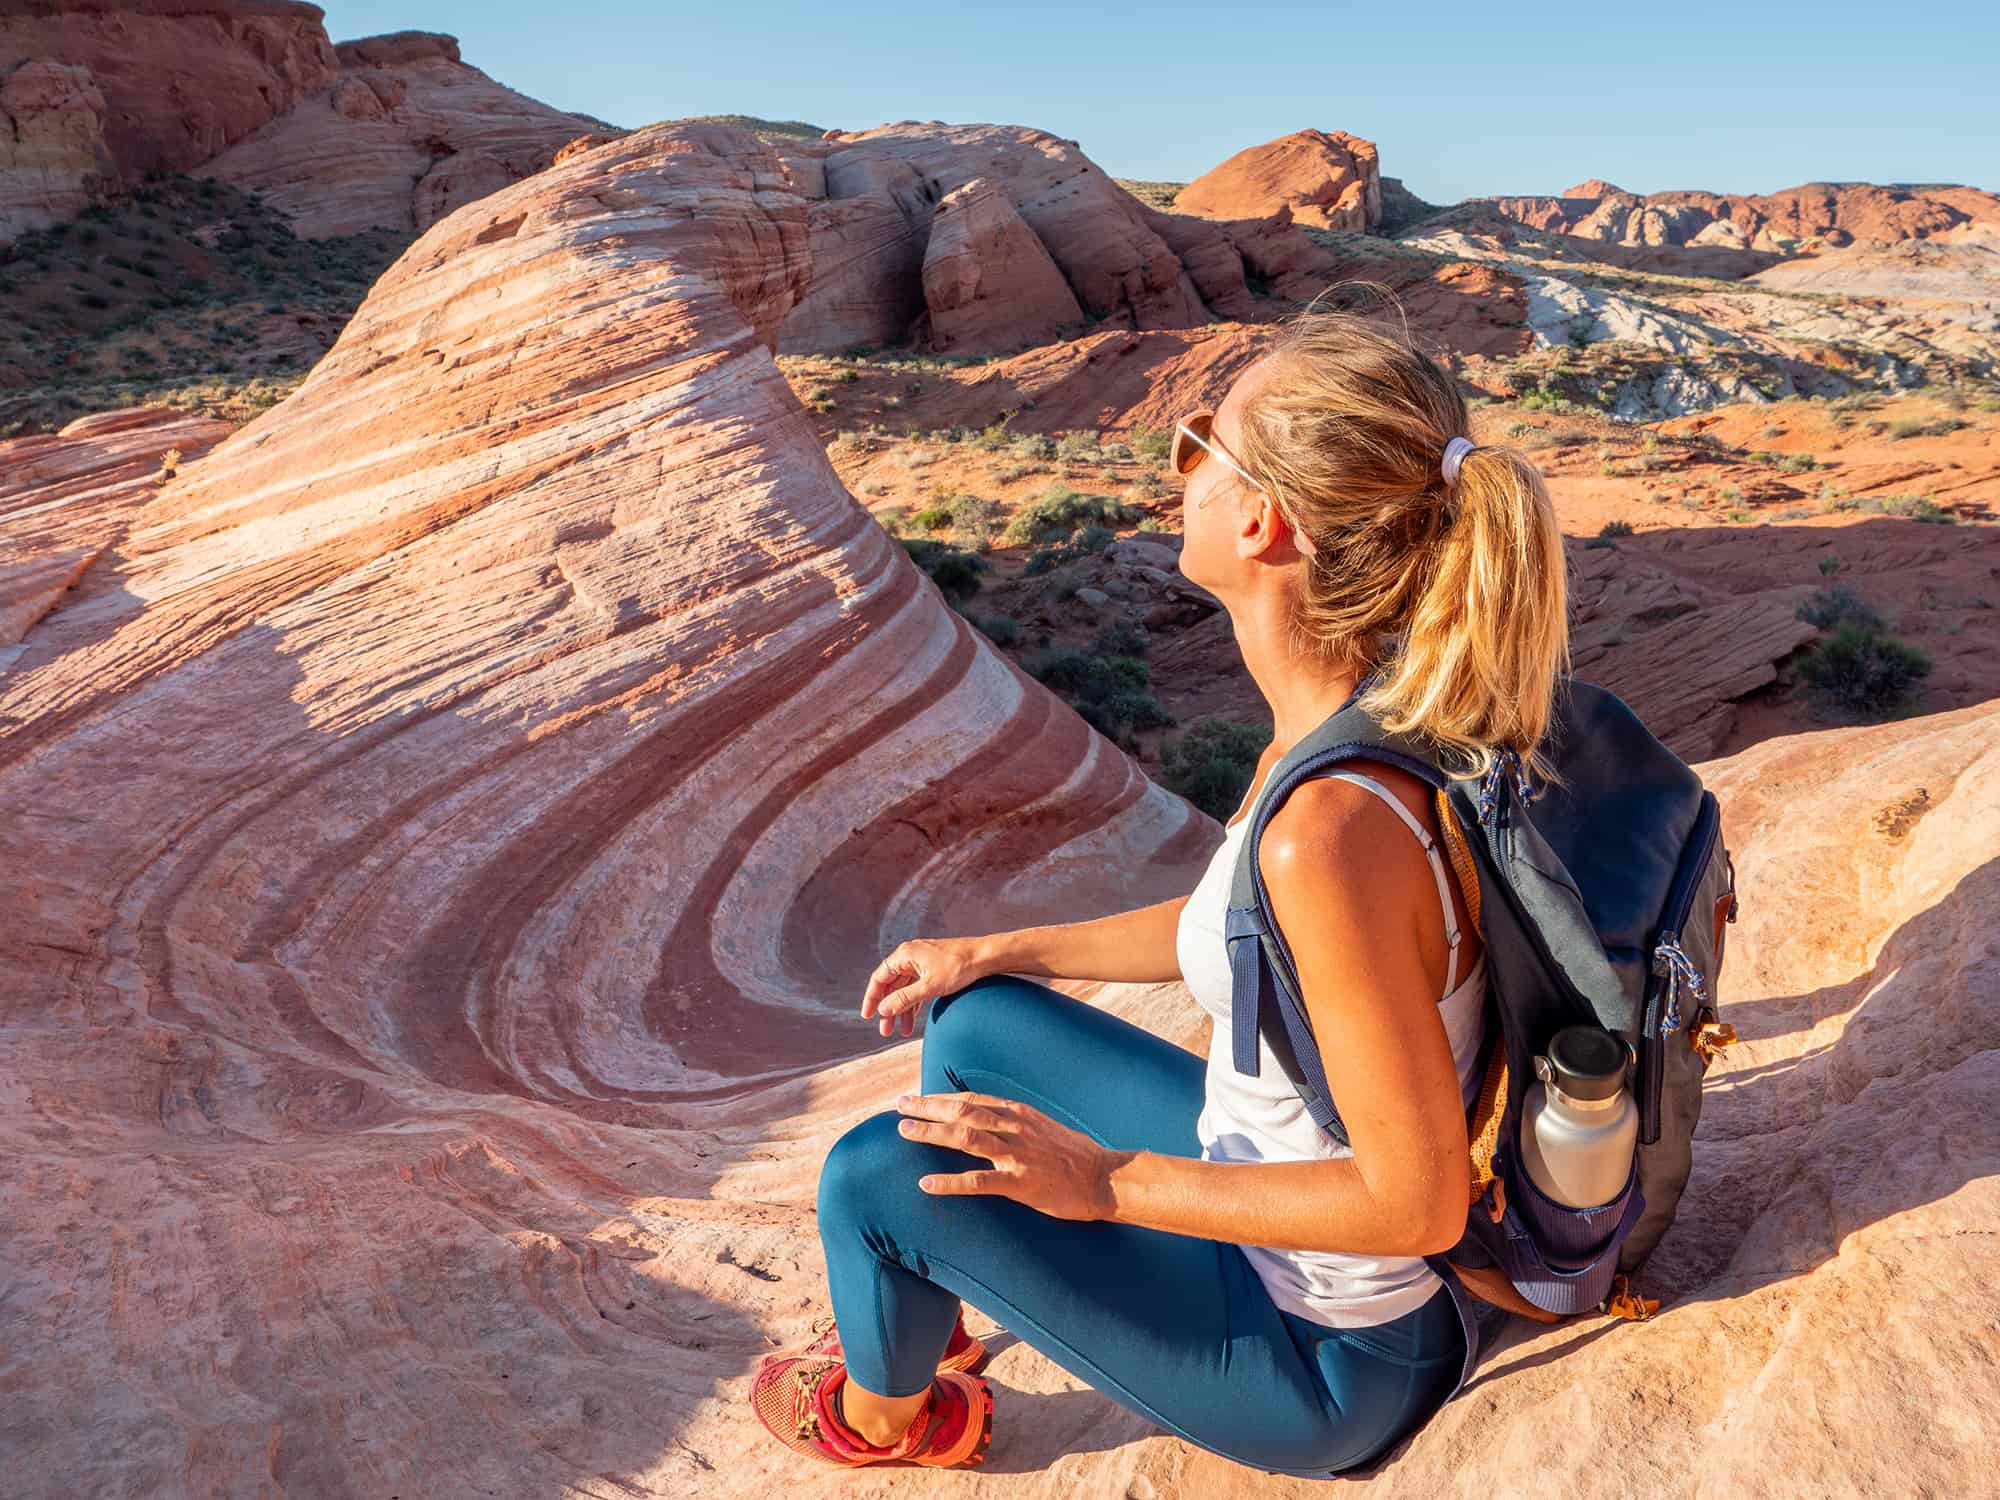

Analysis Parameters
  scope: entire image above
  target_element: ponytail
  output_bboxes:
[1359,443,1570,790]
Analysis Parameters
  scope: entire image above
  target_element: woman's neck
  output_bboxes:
[1228,589,1370,753]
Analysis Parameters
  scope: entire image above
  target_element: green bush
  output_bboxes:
[1797,623,1932,715]
[974,614,1022,646]
[1159,719,1273,822]
[1129,423,1174,463]
[1026,648,1175,747]
[1598,519,1635,539]
[899,538,988,601]
[1003,484,1139,547]
[911,505,954,532]
[1091,622,1150,658]
[1056,430,1103,463]
[1796,583,1883,634]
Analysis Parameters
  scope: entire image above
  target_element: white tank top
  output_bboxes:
[1173,769,1488,1328]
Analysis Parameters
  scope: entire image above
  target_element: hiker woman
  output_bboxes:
[750,306,1569,1475]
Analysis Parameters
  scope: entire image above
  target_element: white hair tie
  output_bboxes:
[1440,435,1477,487]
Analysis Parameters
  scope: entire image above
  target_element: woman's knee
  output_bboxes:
[922,973,1050,1091]
[817,1111,956,1236]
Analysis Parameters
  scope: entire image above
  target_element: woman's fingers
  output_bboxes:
[898,1091,1012,1118]
[918,1170,1010,1197]
[896,1117,1001,1157]
[861,961,913,1020]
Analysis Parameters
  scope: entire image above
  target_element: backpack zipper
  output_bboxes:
[1638,792,1722,1142]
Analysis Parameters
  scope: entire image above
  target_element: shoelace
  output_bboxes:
[792,1362,828,1441]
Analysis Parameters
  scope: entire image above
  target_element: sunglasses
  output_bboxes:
[1171,411,1318,557]
[1171,411,1253,483]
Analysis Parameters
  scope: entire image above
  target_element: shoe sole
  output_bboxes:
[911,1371,994,1468]
[940,1335,990,1377]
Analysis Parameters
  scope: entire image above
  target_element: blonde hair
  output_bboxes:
[1232,301,1571,790]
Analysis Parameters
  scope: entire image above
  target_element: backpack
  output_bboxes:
[1225,670,1738,1407]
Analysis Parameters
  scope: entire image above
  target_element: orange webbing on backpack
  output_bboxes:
[1436,788,1508,1207]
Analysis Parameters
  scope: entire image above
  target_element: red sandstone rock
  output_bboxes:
[0,405,230,648]
[778,122,1222,352]
[197,31,608,238]
[1490,180,2000,254]
[0,57,116,237]
[0,0,336,228]
[918,176,1084,353]
[1175,128,1384,232]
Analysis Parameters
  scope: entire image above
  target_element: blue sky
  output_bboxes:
[318,2,1992,204]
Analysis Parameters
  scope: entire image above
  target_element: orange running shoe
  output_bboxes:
[790,1311,989,1376]
[749,1354,993,1469]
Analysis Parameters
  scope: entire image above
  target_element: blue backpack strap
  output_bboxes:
[1227,735,1450,1146]
[1224,902,1338,1129]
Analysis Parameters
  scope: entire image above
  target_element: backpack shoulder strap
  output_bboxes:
[1224,676,1453,1144]
[1320,770,1463,999]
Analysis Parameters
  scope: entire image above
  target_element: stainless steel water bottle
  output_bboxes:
[1519,1025,1638,1209]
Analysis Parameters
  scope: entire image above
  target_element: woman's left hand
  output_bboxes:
[895,1091,1125,1221]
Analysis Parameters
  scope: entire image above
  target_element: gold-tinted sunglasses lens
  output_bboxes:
[1173,413,1214,476]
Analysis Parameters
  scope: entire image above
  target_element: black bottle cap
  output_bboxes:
[1547,1025,1627,1101]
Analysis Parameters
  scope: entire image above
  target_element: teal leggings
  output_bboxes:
[816,975,1465,1478]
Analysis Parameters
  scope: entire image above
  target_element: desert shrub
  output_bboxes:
[1837,494,1956,523]
[1056,430,1103,463]
[969,421,1011,450]
[1796,583,1884,634]
[1129,423,1174,464]
[899,537,988,602]
[1091,622,1150,658]
[974,614,1023,646]
[1023,523,1117,574]
[1027,648,1174,747]
[1888,419,1925,439]
[911,505,955,532]
[1797,623,1932,716]
[1132,471,1169,498]
[1158,718,1273,822]
[1003,484,1139,546]
[1598,519,1635,538]
[1777,452,1817,472]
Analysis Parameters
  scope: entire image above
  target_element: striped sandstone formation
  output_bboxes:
[0,404,230,651]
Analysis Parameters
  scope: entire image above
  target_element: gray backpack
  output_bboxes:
[1226,670,1737,1406]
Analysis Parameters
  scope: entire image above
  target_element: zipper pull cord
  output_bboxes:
[1651,936,1709,1035]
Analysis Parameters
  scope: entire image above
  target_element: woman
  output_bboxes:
[750,307,1568,1475]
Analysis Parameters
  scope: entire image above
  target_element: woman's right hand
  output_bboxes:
[861,938,987,1039]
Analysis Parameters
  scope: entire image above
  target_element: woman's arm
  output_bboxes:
[897,777,1471,1258]
[970,894,1192,986]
